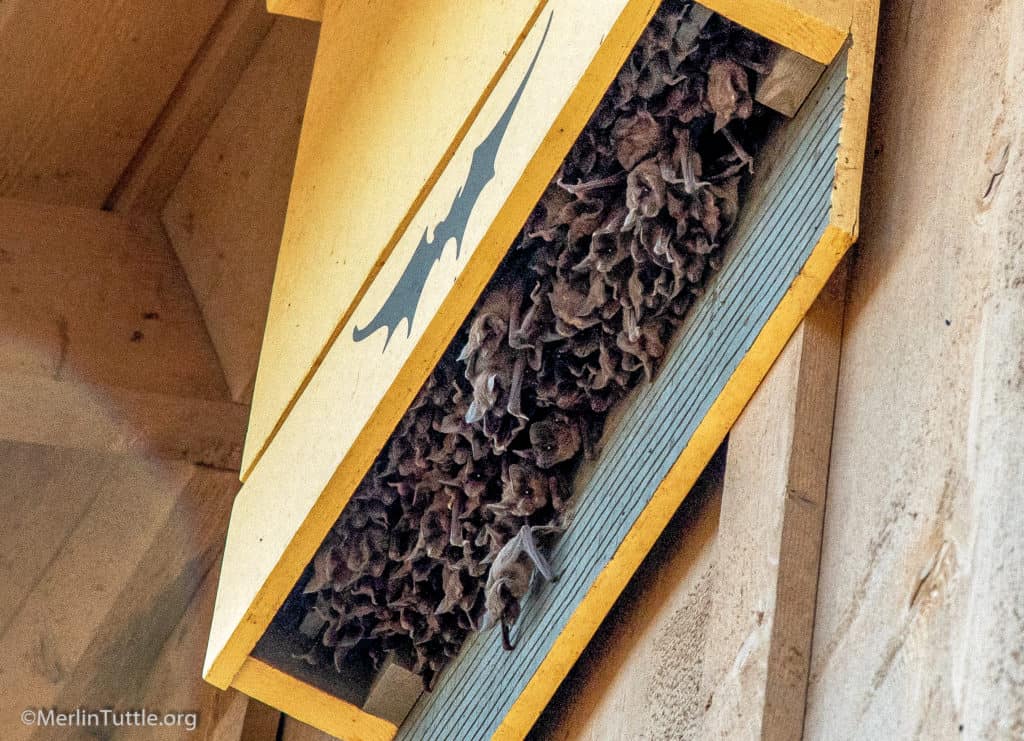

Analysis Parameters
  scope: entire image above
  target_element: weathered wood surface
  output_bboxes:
[756,47,826,117]
[0,199,227,399]
[530,464,723,740]
[0,0,227,207]
[0,456,241,740]
[0,199,247,465]
[0,373,247,469]
[109,0,279,214]
[700,0,852,63]
[162,16,319,402]
[281,716,340,741]
[699,266,846,741]
[805,0,1024,738]
[267,0,325,22]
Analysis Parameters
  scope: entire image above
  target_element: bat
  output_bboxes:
[353,12,554,349]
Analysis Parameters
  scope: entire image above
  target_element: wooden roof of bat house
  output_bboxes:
[203,1,879,738]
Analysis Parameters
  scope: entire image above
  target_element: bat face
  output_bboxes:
[529,412,582,469]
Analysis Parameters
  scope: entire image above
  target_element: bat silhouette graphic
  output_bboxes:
[353,12,554,348]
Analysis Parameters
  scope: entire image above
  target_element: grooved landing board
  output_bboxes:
[398,51,849,741]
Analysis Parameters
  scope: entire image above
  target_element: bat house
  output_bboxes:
[203,0,879,738]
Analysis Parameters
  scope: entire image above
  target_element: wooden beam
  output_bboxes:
[109,0,279,214]
[281,717,340,741]
[0,0,228,207]
[0,198,228,400]
[239,699,284,740]
[0,373,247,470]
[162,17,319,403]
[0,198,245,466]
[242,0,548,476]
[700,0,852,64]
[267,0,325,22]
[698,265,846,740]
[756,47,826,117]
[124,542,255,741]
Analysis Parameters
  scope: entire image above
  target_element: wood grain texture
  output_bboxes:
[699,266,846,741]
[0,0,228,207]
[110,0,278,214]
[231,659,397,741]
[0,198,228,400]
[757,48,826,117]
[162,17,319,402]
[804,0,1024,737]
[0,372,247,469]
[0,456,240,740]
[113,544,258,741]
[700,0,852,63]
[281,716,341,741]
[243,0,546,475]
[267,0,324,22]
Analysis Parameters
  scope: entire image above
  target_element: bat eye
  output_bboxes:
[542,444,554,452]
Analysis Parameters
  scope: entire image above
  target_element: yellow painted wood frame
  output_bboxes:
[206,1,877,738]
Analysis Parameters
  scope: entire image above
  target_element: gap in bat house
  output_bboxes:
[255,0,790,715]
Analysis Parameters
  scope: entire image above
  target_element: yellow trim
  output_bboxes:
[266,0,324,22]
[701,0,852,64]
[494,223,854,740]
[232,657,398,741]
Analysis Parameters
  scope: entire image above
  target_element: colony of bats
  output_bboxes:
[292,1,778,690]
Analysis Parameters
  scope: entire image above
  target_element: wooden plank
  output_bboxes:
[0,0,228,207]
[242,0,547,475]
[0,456,194,740]
[0,443,127,635]
[756,47,826,117]
[361,656,422,726]
[162,17,320,403]
[109,0,279,214]
[804,1,1023,737]
[281,716,340,741]
[5,467,238,741]
[232,659,397,741]
[267,0,324,22]
[115,542,252,741]
[699,265,846,741]
[530,463,723,740]
[0,198,229,400]
[700,0,852,64]
[240,700,283,740]
[205,0,664,689]
[0,373,247,469]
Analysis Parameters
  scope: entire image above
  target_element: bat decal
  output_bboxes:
[353,12,554,348]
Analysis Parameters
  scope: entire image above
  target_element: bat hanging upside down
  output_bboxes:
[483,524,562,650]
